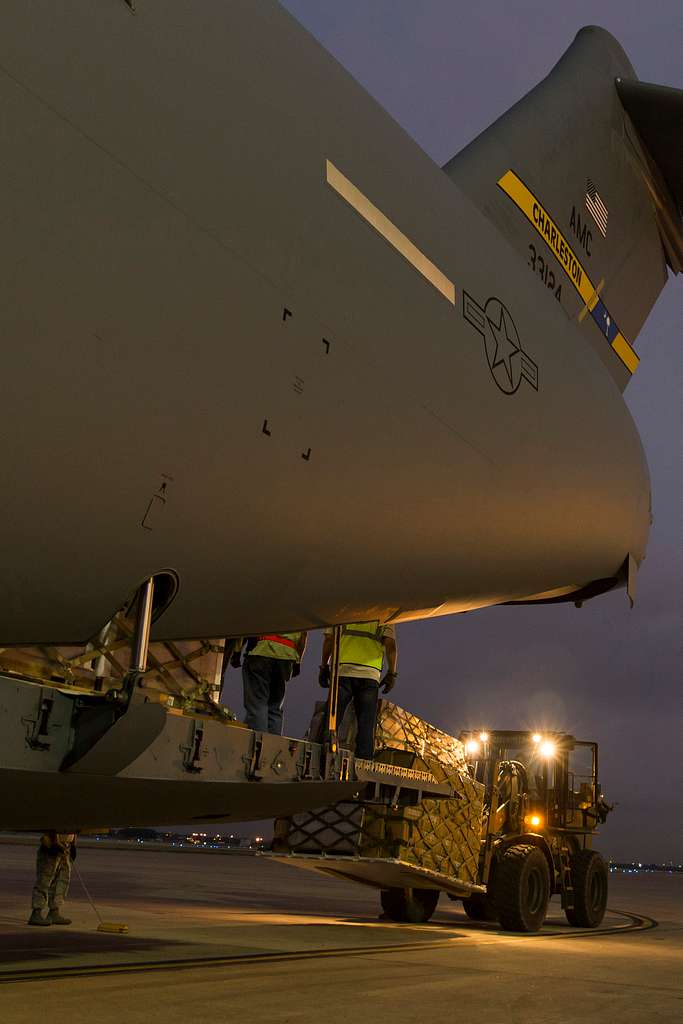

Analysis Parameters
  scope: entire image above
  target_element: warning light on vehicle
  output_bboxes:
[524,813,543,828]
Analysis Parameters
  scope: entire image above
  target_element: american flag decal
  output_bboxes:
[586,178,608,237]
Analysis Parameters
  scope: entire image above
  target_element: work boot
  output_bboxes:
[27,909,51,926]
[47,910,72,925]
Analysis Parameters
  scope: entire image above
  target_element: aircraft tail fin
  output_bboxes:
[443,27,682,390]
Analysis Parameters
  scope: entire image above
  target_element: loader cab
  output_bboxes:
[459,729,602,835]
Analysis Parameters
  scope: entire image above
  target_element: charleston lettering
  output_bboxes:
[532,202,583,288]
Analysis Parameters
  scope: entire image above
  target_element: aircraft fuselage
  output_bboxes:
[0,2,650,644]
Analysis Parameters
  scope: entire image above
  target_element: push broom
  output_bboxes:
[72,859,129,934]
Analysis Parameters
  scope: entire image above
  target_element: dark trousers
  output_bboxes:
[336,675,379,759]
[242,655,293,734]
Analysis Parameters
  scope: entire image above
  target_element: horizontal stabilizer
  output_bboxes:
[616,79,683,272]
[616,80,683,215]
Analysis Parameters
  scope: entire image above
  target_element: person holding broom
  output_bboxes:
[27,831,77,926]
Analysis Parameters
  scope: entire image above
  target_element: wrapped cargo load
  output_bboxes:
[276,701,484,885]
[375,701,468,771]
[0,609,228,709]
[307,699,468,770]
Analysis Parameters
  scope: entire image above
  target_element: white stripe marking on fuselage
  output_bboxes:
[326,160,456,305]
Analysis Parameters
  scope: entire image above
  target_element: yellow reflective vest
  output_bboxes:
[338,621,386,674]
[250,632,304,662]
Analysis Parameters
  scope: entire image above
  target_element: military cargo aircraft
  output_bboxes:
[0,2,680,829]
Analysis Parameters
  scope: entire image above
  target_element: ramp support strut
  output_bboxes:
[324,625,342,777]
[128,576,155,690]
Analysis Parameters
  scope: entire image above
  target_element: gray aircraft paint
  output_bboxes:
[0,2,677,647]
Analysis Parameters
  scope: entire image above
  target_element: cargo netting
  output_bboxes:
[0,610,230,710]
[279,701,484,884]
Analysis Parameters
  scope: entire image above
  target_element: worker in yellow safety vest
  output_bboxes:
[319,622,397,759]
[236,632,307,735]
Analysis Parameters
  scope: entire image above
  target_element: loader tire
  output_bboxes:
[462,895,498,922]
[493,844,550,932]
[565,850,608,928]
[380,887,440,923]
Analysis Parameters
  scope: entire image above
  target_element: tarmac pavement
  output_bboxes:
[0,842,680,1023]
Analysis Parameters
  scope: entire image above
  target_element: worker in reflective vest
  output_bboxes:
[319,622,397,759]
[239,632,307,735]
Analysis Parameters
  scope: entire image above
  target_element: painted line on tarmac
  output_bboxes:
[488,909,658,943]
[0,908,657,984]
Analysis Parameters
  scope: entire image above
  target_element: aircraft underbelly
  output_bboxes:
[0,2,650,642]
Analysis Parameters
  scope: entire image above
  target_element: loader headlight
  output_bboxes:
[539,740,556,758]
[465,739,481,756]
[532,733,542,744]
[478,732,489,742]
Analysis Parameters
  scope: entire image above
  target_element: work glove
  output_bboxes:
[318,664,330,688]
[291,663,301,678]
[230,650,242,669]
[381,671,397,694]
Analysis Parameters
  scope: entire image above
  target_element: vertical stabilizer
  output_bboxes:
[444,27,682,390]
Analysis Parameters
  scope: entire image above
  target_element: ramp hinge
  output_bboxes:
[298,743,314,780]
[22,692,55,751]
[181,722,205,774]
[246,733,264,780]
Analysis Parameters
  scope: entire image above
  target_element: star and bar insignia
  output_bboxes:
[463,292,538,394]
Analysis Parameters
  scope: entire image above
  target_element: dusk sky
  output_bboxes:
[229,1,683,863]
